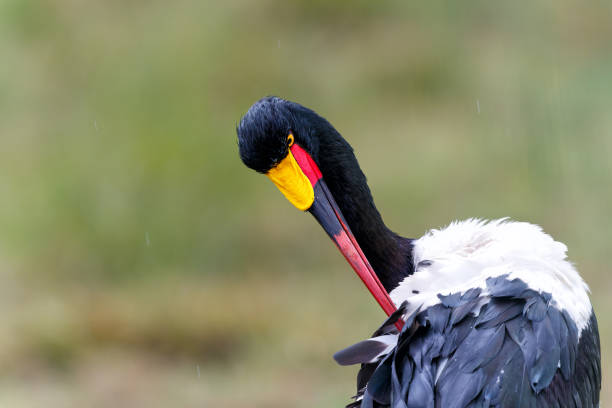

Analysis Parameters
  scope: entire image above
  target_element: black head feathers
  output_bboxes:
[237,96,338,173]
[237,97,293,173]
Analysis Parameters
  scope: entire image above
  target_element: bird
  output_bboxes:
[236,96,601,407]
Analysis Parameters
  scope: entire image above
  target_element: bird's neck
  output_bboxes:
[315,129,414,292]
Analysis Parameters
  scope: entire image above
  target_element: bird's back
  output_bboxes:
[335,219,601,408]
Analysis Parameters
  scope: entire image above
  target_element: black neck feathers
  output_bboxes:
[298,111,414,292]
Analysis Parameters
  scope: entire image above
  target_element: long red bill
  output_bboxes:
[290,144,403,331]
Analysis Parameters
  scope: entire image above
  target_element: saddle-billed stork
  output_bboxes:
[237,96,601,407]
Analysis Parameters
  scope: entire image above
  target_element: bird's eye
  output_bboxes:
[287,133,294,147]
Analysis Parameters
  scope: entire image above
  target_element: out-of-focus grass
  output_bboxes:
[0,0,611,406]
[0,270,379,407]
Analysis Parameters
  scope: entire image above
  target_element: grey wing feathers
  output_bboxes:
[336,275,600,408]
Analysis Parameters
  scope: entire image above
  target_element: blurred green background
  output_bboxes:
[1,0,610,406]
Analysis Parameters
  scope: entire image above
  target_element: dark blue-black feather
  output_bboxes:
[338,277,600,407]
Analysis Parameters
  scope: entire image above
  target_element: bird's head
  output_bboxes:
[237,96,399,321]
[237,96,321,210]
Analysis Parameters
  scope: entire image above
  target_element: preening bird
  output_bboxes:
[237,97,601,407]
